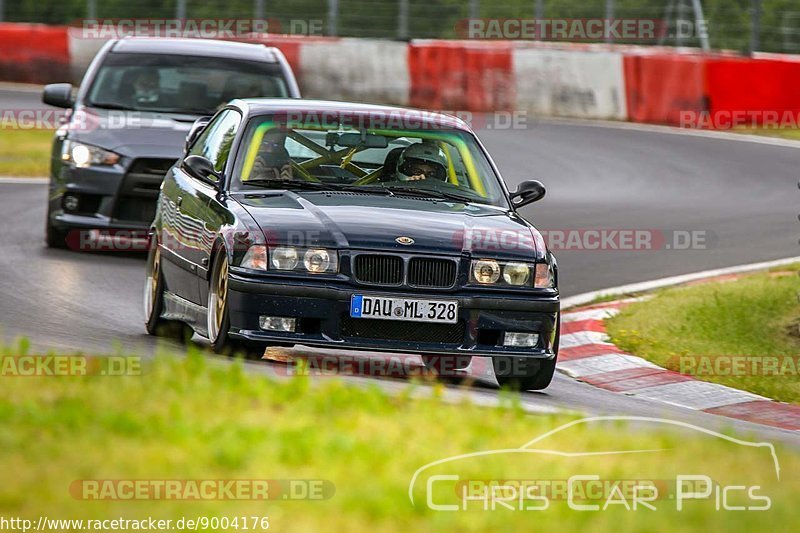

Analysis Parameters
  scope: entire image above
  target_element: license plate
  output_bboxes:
[350,295,458,324]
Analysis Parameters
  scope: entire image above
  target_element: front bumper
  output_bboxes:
[48,160,165,233]
[227,272,560,359]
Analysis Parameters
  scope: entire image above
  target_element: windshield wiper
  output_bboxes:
[381,185,473,204]
[88,101,137,111]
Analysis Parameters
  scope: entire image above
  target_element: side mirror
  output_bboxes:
[183,155,220,185]
[185,116,212,152]
[42,83,74,109]
[511,180,546,208]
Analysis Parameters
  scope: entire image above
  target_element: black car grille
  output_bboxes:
[353,254,404,285]
[408,257,457,288]
[352,254,458,288]
[129,158,176,177]
[340,316,465,344]
[113,158,176,224]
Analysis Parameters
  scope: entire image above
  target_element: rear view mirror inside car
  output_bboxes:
[332,132,389,149]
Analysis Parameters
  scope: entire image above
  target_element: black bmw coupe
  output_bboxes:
[144,99,560,390]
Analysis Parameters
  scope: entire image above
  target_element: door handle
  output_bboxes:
[176,196,183,208]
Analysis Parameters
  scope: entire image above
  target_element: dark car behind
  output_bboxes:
[42,37,300,249]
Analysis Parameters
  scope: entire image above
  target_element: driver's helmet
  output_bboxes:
[396,143,448,181]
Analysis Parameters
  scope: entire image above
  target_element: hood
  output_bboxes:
[235,191,544,261]
[65,107,196,159]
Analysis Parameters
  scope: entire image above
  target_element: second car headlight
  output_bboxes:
[62,140,120,168]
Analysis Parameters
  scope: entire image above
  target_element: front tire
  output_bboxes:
[494,356,557,391]
[207,251,264,360]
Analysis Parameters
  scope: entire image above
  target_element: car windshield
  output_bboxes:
[231,114,508,207]
[86,52,289,115]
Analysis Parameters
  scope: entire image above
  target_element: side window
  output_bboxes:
[188,109,241,178]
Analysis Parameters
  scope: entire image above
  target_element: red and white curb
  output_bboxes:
[559,299,800,431]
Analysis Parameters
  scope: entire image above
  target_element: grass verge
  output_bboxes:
[0,128,53,176]
[606,267,800,405]
[732,127,800,141]
[0,342,798,531]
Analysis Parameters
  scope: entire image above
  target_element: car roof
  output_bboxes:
[232,99,473,132]
[111,38,280,62]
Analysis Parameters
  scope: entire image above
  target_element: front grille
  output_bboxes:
[114,158,176,223]
[408,257,457,288]
[353,254,403,285]
[115,198,157,223]
[129,158,176,177]
[341,315,465,344]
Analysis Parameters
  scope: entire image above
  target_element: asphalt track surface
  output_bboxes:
[1,86,799,445]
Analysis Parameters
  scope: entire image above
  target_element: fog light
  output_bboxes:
[259,316,296,332]
[63,194,79,212]
[503,332,539,348]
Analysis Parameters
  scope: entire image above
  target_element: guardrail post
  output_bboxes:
[605,0,615,43]
[750,0,762,54]
[469,0,479,20]
[328,0,338,36]
[398,0,408,39]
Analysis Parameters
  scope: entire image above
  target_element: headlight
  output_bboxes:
[534,262,554,288]
[270,246,299,270]
[304,248,333,273]
[469,259,553,288]
[259,246,338,273]
[471,259,501,284]
[503,262,530,285]
[62,141,120,168]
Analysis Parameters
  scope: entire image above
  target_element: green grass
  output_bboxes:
[1,342,799,531]
[0,128,53,176]
[732,127,800,141]
[606,268,800,404]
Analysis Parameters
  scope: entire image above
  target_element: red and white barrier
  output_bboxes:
[5,23,800,129]
[300,38,410,105]
[0,23,69,84]
[514,48,627,120]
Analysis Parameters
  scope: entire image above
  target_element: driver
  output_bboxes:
[130,69,161,105]
[249,129,293,181]
[396,143,448,182]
